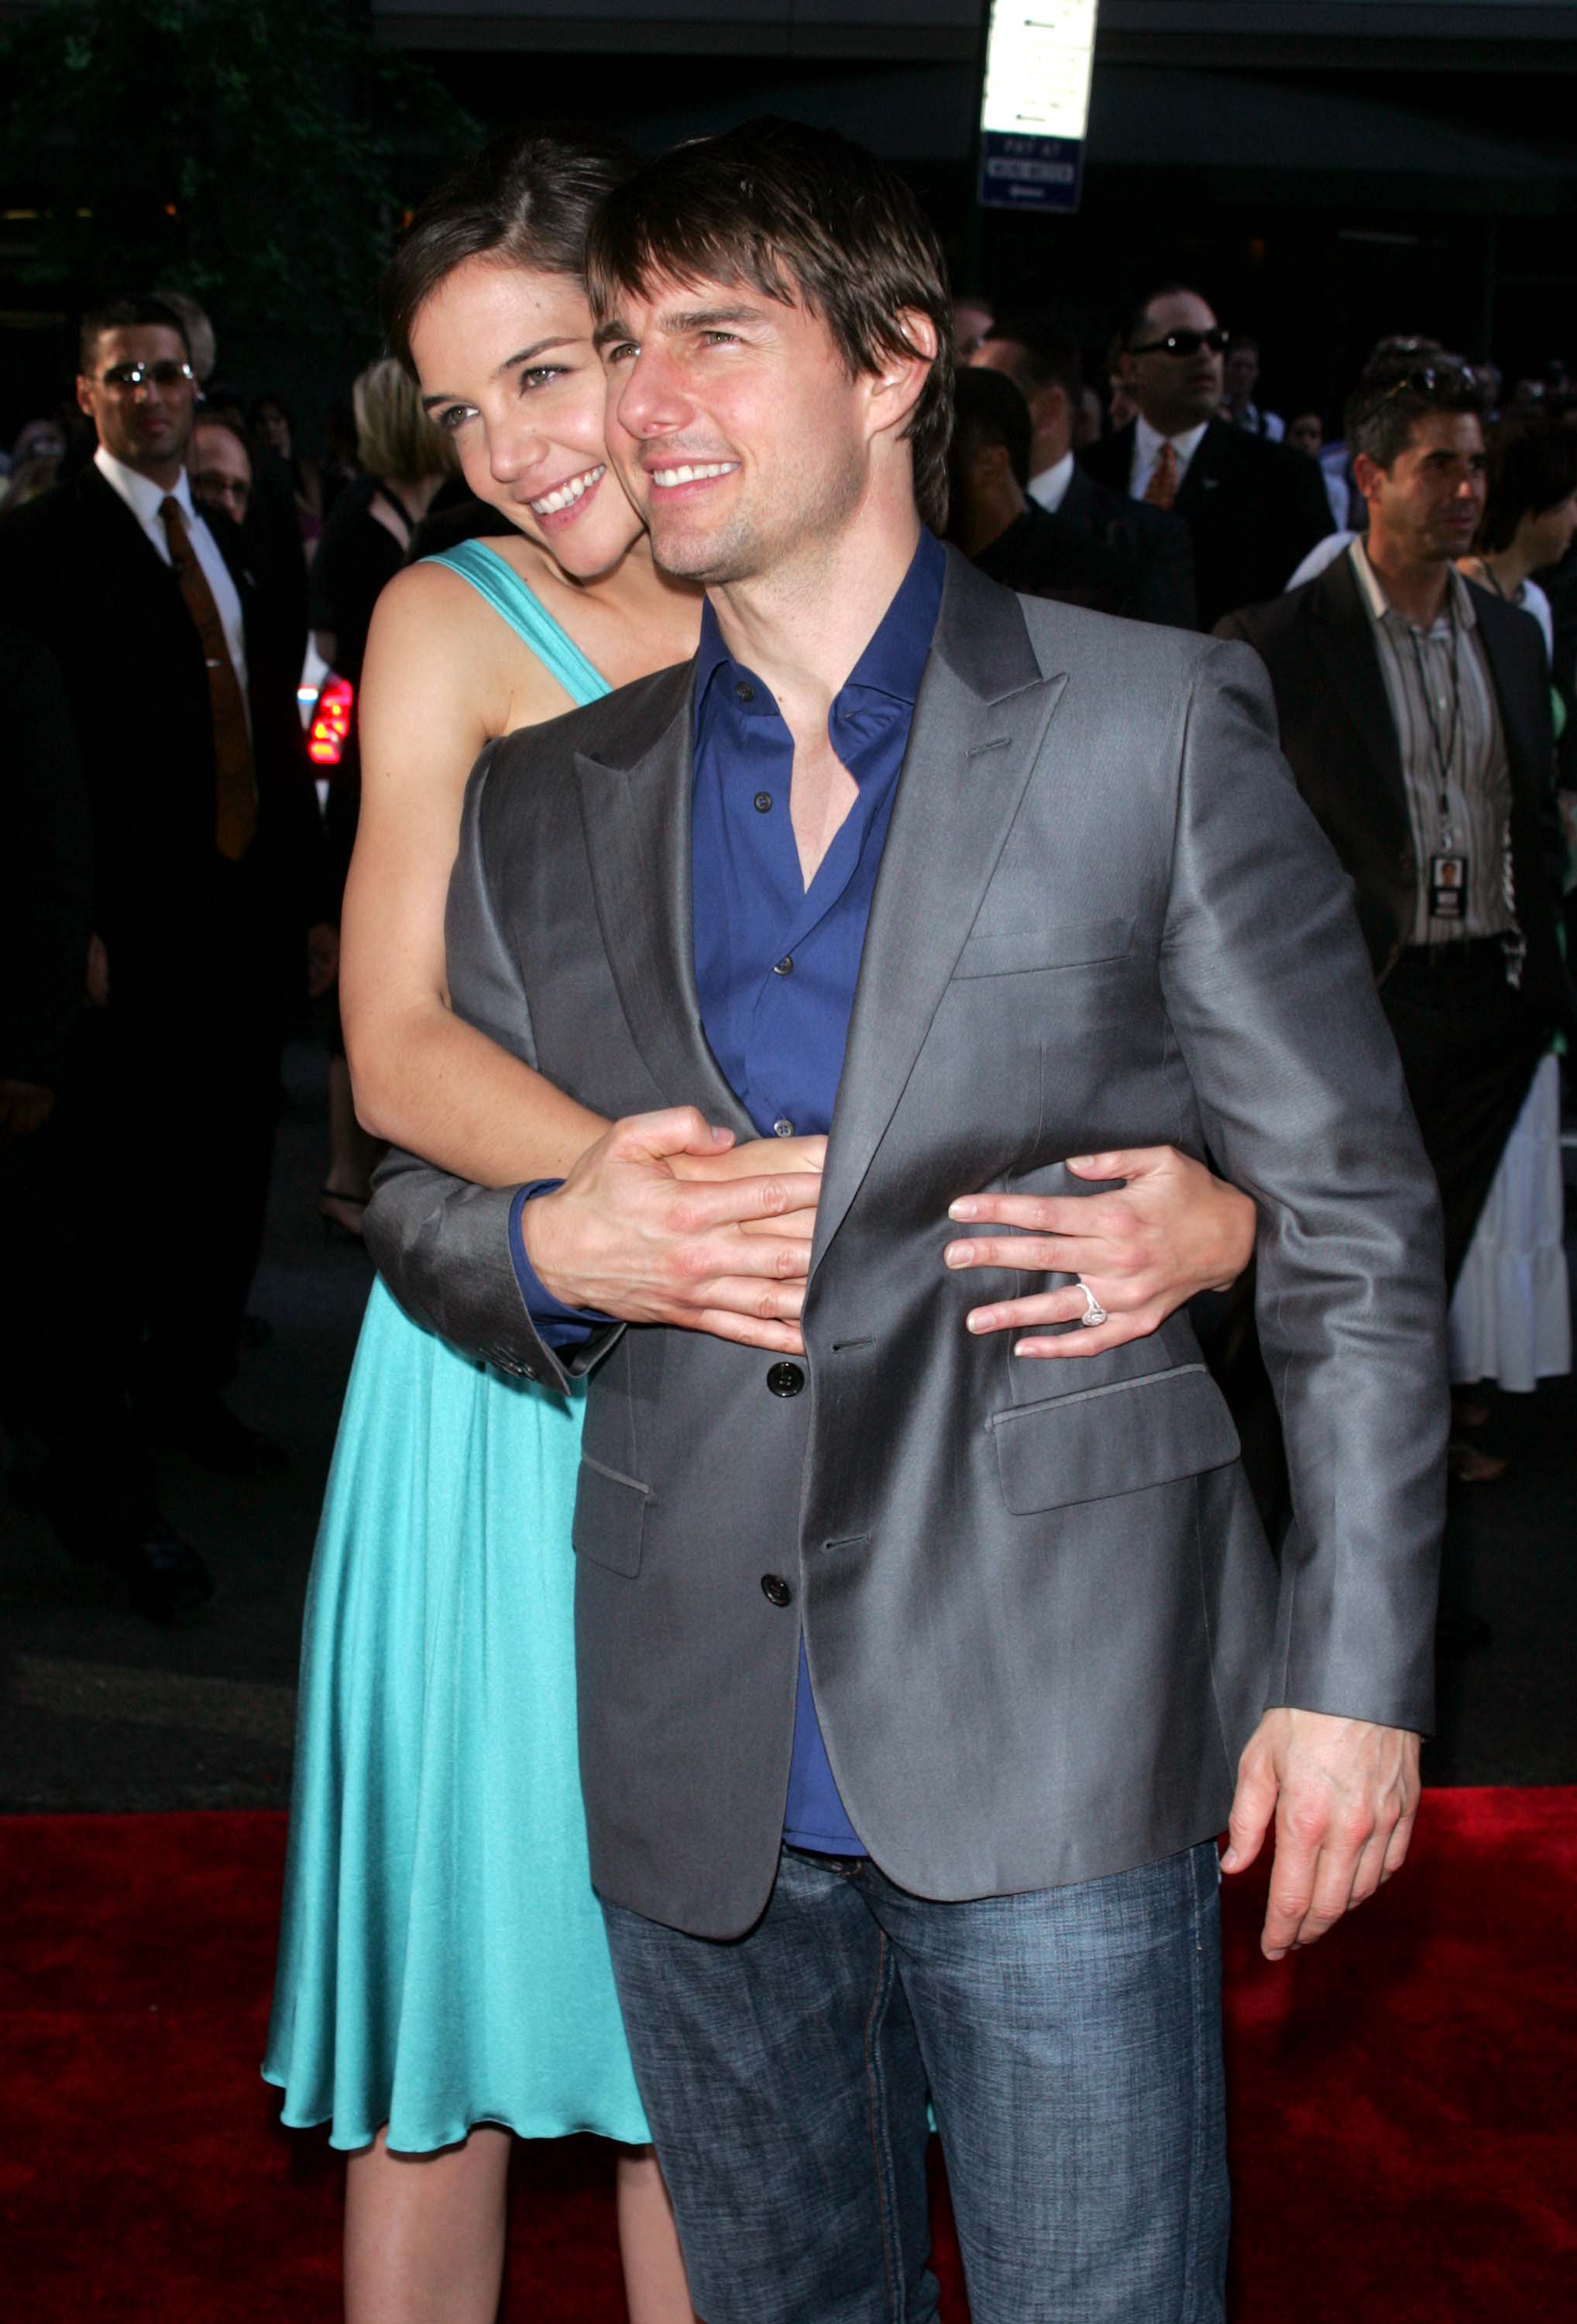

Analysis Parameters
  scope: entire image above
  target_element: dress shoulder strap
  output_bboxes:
[421,538,611,707]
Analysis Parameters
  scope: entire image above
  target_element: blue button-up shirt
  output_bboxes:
[511,527,947,1854]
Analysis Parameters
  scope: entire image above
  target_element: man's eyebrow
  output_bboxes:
[592,316,632,352]
[419,336,578,412]
[592,304,769,352]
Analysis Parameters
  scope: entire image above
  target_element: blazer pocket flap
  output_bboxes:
[953,916,1134,980]
[572,1454,649,1576]
[991,1363,1240,1516]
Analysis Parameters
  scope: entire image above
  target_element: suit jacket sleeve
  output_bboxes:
[1158,639,1447,1732]
[362,744,622,1393]
[1129,509,1199,631]
[0,624,91,1087]
[1276,447,1338,588]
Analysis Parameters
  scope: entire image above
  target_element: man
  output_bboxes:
[368,123,1445,2323]
[1221,332,1284,439]
[190,411,253,526]
[974,309,1196,626]
[946,368,1138,615]
[1081,284,1335,628]
[0,295,331,1616]
[1218,358,1575,1296]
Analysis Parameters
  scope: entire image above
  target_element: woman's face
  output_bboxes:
[410,253,644,579]
[257,401,291,458]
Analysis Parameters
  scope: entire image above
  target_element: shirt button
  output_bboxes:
[735,680,755,703]
[767,1361,805,1397]
[754,791,773,813]
[761,1573,793,1607]
[772,955,794,975]
[773,1117,795,1137]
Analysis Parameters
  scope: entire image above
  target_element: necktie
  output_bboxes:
[160,496,256,861]
[1142,440,1180,511]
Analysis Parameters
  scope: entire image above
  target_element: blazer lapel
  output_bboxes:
[811,555,1069,1276]
[1307,553,1408,820]
[574,665,757,1141]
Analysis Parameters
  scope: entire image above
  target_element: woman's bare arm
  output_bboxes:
[341,562,608,1185]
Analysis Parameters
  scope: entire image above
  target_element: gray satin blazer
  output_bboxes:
[366,550,1447,1941]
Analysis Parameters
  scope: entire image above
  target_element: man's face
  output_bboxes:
[1358,411,1486,564]
[1123,290,1224,435]
[191,421,253,522]
[598,273,890,585]
[77,325,196,473]
[974,339,1070,469]
[1224,345,1259,404]
[1287,413,1323,458]
[953,298,994,361]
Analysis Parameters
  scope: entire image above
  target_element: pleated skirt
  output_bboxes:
[263,1278,648,2152]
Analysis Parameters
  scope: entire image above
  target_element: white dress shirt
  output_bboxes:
[94,444,248,699]
[1129,416,1210,503]
[1027,450,1076,514]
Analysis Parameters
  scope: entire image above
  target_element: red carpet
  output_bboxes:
[2,1790,1573,2320]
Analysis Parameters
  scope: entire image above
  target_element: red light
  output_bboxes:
[307,677,353,767]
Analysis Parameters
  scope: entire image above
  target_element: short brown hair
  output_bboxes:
[584,117,955,533]
[383,125,636,378]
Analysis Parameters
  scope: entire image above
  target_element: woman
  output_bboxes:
[264,128,1259,2324]
[253,387,325,539]
[1448,415,1576,1417]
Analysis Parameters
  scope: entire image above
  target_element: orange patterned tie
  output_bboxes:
[160,496,256,861]
[1142,440,1180,511]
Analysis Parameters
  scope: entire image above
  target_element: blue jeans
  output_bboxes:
[601,1841,1227,2323]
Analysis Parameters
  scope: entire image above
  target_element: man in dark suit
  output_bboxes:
[945,368,1138,614]
[974,310,1197,626]
[1218,357,1575,1288]
[1081,284,1335,631]
[0,295,332,1616]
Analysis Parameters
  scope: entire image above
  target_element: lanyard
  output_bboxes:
[1407,604,1463,852]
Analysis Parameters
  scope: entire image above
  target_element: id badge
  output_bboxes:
[1428,851,1469,920]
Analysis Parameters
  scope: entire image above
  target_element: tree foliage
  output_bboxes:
[0,0,477,337]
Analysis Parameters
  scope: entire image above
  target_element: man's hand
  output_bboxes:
[307,922,339,999]
[0,1078,54,1143]
[1222,1708,1421,1961]
[673,1129,826,1244]
[943,1145,1256,1358]
[522,1107,821,1354]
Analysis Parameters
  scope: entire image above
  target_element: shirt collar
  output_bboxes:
[696,526,946,725]
[94,442,198,531]
[1028,450,1076,514]
[1136,414,1211,473]
[1351,536,1476,635]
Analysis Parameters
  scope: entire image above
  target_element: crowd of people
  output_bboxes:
[1,108,1574,2324]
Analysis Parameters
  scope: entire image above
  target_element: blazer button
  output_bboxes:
[767,1361,805,1397]
[761,1573,793,1607]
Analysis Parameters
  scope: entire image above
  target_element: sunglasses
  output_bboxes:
[1372,358,1472,407]
[96,360,198,394]
[1128,328,1229,359]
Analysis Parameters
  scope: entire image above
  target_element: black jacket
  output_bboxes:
[1218,551,1575,1038]
[0,624,91,1087]
[1054,462,1197,630]
[1080,417,1334,632]
[0,465,325,1019]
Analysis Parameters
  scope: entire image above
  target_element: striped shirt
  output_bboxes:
[1350,540,1513,946]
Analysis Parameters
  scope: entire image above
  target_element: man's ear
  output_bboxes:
[868,308,941,439]
[1352,451,1386,510]
[74,375,94,421]
[1029,382,1069,439]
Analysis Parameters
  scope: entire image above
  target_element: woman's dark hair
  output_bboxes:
[382,125,637,377]
[584,116,956,534]
[1476,414,1577,554]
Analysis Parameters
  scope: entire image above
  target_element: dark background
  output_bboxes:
[3,1,1576,445]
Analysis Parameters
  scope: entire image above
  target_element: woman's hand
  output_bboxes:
[943,1146,1256,1360]
[672,1132,826,1242]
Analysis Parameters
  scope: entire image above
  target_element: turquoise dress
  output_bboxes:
[263,541,650,2154]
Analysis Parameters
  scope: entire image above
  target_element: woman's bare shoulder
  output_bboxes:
[362,550,573,739]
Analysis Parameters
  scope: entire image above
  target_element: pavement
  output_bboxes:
[1,1037,1573,1811]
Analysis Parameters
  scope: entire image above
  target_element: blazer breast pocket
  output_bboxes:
[989,1362,1240,1517]
[951,916,1135,982]
[572,1452,649,1577]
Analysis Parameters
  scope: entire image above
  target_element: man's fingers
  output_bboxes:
[662,1173,822,1236]
[689,1306,806,1356]
[614,1106,736,1164]
[1261,1820,1320,1960]
[1221,1743,1277,1879]
[1379,1801,1418,1884]
[1065,1149,1153,1181]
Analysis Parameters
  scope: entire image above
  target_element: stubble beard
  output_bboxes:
[647,438,868,589]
